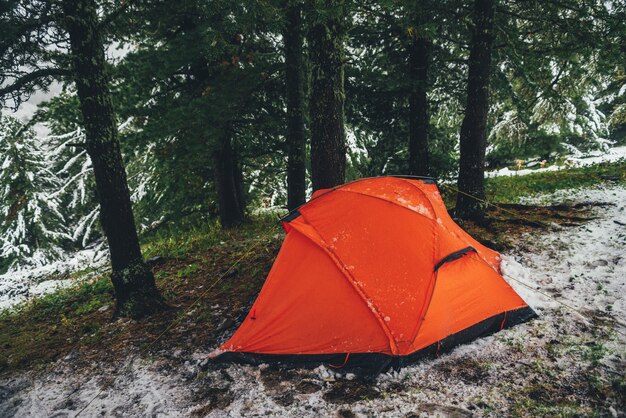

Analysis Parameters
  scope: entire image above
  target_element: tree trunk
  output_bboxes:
[455,0,496,222]
[61,0,165,318]
[308,0,346,191]
[232,147,246,221]
[213,128,244,228]
[284,0,307,209]
[408,35,430,176]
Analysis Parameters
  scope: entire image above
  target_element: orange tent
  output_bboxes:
[214,176,535,374]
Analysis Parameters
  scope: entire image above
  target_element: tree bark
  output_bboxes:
[61,0,166,318]
[185,50,245,228]
[284,0,307,209]
[408,35,430,176]
[308,0,346,191]
[455,0,496,221]
[232,147,246,221]
[213,128,245,228]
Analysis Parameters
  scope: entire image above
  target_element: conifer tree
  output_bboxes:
[0,116,68,272]
[455,0,496,222]
[0,0,165,317]
[34,93,101,249]
[113,0,282,227]
[308,0,347,190]
[407,1,432,177]
[284,0,307,209]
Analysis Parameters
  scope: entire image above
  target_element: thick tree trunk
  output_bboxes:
[308,0,346,191]
[62,0,165,318]
[408,35,430,176]
[284,0,307,210]
[213,128,244,228]
[455,0,496,221]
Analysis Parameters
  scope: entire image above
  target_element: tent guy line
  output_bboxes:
[441,183,551,229]
[504,269,626,338]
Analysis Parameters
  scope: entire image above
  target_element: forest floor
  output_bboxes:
[1,169,625,417]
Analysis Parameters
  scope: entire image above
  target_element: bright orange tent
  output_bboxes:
[214,176,535,374]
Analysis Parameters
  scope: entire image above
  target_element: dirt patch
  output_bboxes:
[192,385,233,407]
[296,380,323,394]
[458,201,601,251]
[260,367,297,390]
[323,380,381,404]
[189,390,232,416]
[259,367,301,406]
[337,408,357,418]
[272,392,296,407]
[434,356,491,384]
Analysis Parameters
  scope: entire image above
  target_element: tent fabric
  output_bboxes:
[215,176,535,373]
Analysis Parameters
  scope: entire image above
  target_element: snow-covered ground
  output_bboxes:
[0,248,108,311]
[1,185,625,417]
[486,144,626,178]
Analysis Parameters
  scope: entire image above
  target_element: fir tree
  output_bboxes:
[284,0,308,210]
[308,0,347,190]
[1,0,166,318]
[113,0,283,226]
[455,0,496,222]
[34,93,101,249]
[0,115,68,272]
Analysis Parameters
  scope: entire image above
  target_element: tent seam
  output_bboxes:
[291,215,400,355]
[395,177,439,218]
[394,178,440,345]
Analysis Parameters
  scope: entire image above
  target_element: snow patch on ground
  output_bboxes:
[0,358,190,417]
[0,247,108,311]
[2,185,625,417]
[486,145,626,178]
[502,186,626,324]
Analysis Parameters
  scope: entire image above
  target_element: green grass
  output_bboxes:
[0,276,114,372]
[141,212,281,260]
[176,263,200,278]
[485,160,626,203]
[2,277,114,322]
[511,397,587,417]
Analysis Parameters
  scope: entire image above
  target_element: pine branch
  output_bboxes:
[0,68,71,98]
[98,0,137,31]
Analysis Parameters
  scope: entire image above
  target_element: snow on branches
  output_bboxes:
[0,116,69,271]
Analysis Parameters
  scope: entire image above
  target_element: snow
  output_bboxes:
[502,185,626,323]
[0,247,108,311]
[2,185,625,416]
[486,145,626,178]
[1,359,190,417]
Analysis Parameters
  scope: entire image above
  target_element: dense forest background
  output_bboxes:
[1,0,625,315]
